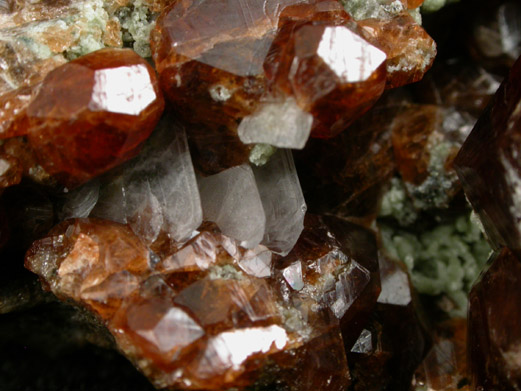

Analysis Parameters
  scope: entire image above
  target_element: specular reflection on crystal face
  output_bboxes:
[89,65,157,115]
[196,325,288,376]
[316,26,386,83]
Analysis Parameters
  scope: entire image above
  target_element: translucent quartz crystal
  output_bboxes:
[93,117,202,244]
[25,216,381,390]
[454,55,521,254]
[16,48,165,188]
[468,248,521,390]
[198,164,265,249]
[253,149,306,255]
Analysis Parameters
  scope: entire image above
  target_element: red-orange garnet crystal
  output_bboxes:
[22,48,164,188]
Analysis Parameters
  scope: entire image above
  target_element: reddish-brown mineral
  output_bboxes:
[357,12,436,88]
[151,0,387,172]
[454,55,521,253]
[413,318,469,391]
[346,255,429,391]
[468,248,521,390]
[16,48,164,188]
[266,8,387,138]
[25,215,382,390]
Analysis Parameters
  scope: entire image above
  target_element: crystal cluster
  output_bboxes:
[1,0,519,390]
[150,0,435,172]
[25,215,380,390]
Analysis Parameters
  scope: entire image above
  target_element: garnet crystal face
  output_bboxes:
[20,48,165,188]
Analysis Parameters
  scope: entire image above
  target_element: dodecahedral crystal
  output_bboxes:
[151,0,387,172]
[356,12,436,88]
[264,5,387,139]
[17,48,164,188]
[468,248,521,390]
[454,55,521,253]
[25,215,381,390]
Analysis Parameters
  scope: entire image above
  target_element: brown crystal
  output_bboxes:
[413,318,469,391]
[17,48,164,188]
[356,12,436,88]
[151,0,387,172]
[26,217,374,390]
[454,55,521,253]
[468,247,521,390]
[295,95,397,217]
[346,254,429,391]
[265,12,387,138]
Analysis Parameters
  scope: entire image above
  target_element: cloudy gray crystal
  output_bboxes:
[59,179,100,220]
[123,120,202,243]
[238,97,313,149]
[92,118,202,244]
[198,164,265,249]
[253,149,306,255]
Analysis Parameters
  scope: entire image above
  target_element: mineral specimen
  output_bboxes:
[346,254,429,391]
[253,149,306,255]
[25,215,381,390]
[468,247,521,390]
[454,55,521,253]
[413,318,469,391]
[151,0,389,171]
[16,48,164,188]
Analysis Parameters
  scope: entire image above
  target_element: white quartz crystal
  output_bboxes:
[253,149,306,255]
[238,97,313,149]
[198,164,265,249]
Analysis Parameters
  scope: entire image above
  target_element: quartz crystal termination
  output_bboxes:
[60,115,203,246]
[24,215,382,390]
[253,149,306,255]
[468,248,521,390]
[197,164,266,249]
[13,48,165,188]
[198,149,306,254]
[454,55,521,254]
[151,0,388,173]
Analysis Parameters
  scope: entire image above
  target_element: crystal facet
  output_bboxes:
[19,48,164,187]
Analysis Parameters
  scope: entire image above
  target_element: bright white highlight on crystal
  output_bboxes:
[317,26,386,83]
[198,325,288,375]
[90,65,156,115]
[377,268,412,306]
[282,261,304,291]
[238,98,313,149]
